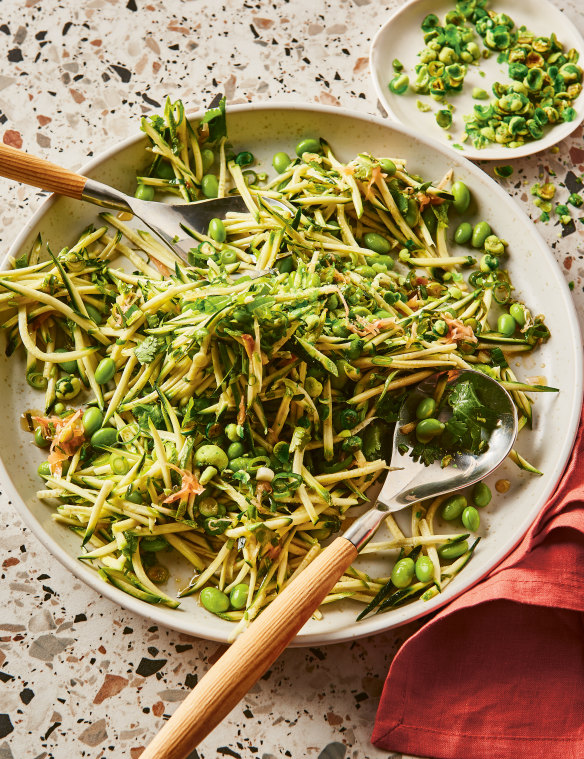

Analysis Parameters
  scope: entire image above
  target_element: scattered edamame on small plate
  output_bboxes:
[370,0,584,160]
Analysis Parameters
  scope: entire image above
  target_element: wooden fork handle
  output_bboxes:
[140,536,358,759]
[0,143,88,199]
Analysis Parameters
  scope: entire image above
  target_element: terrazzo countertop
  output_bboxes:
[1,1,583,757]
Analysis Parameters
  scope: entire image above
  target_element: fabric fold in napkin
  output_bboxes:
[372,405,584,759]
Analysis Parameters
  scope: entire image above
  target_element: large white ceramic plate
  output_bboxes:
[1,104,581,645]
[370,0,584,160]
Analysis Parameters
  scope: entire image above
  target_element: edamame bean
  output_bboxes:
[509,302,527,326]
[272,151,291,173]
[415,554,434,582]
[201,174,219,198]
[208,217,226,243]
[452,181,471,213]
[155,160,175,179]
[200,586,230,614]
[497,313,516,337]
[416,417,444,443]
[55,348,78,374]
[405,197,418,226]
[53,402,66,415]
[295,137,321,157]
[134,183,155,201]
[379,158,396,175]
[416,397,436,420]
[201,148,214,172]
[38,461,51,477]
[462,505,481,532]
[441,494,467,521]
[225,423,241,443]
[34,427,49,448]
[194,444,229,471]
[227,441,245,460]
[91,427,118,448]
[94,357,116,385]
[438,539,469,560]
[454,222,472,245]
[391,557,415,588]
[229,583,249,610]
[471,221,492,248]
[81,406,103,435]
[363,232,391,255]
[472,481,492,508]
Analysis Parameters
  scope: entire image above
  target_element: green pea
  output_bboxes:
[509,303,526,326]
[272,151,291,173]
[53,402,66,415]
[471,221,492,248]
[85,304,103,324]
[416,397,437,420]
[225,423,242,443]
[91,427,118,448]
[200,586,230,614]
[497,313,516,337]
[81,407,103,436]
[363,232,391,255]
[441,494,468,521]
[194,444,229,471]
[229,583,249,610]
[438,539,469,560]
[295,137,322,157]
[94,357,116,385]
[416,417,444,443]
[38,461,51,477]
[452,181,471,214]
[55,347,78,374]
[472,481,492,508]
[126,489,144,504]
[134,183,155,201]
[379,158,396,175]
[201,174,219,198]
[462,506,481,532]
[415,554,434,582]
[454,222,472,245]
[208,218,226,243]
[229,456,249,472]
[227,441,246,459]
[34,427,50,448]
[201,148,214,172]
[405,197,418,226]
[391,557,415,588]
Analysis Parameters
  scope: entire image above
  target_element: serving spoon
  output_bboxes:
[141,368,518,759]
[0,143,288,262]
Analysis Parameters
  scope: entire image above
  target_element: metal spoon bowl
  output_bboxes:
[344,368,518,550]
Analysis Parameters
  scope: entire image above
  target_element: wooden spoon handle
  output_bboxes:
[0,143,87,198]
[141,536,358,759]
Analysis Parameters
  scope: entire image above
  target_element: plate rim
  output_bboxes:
[369,0,584,161]
[1,100,582,646]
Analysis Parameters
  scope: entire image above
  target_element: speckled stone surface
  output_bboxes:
[0,1,583,757]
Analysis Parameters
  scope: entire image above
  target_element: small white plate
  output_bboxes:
[0,103,582,645]
[370,0,584,160]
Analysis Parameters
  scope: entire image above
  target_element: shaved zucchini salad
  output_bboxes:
[0,98,556,634]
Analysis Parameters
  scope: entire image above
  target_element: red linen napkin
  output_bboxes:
[372,405,584,759]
